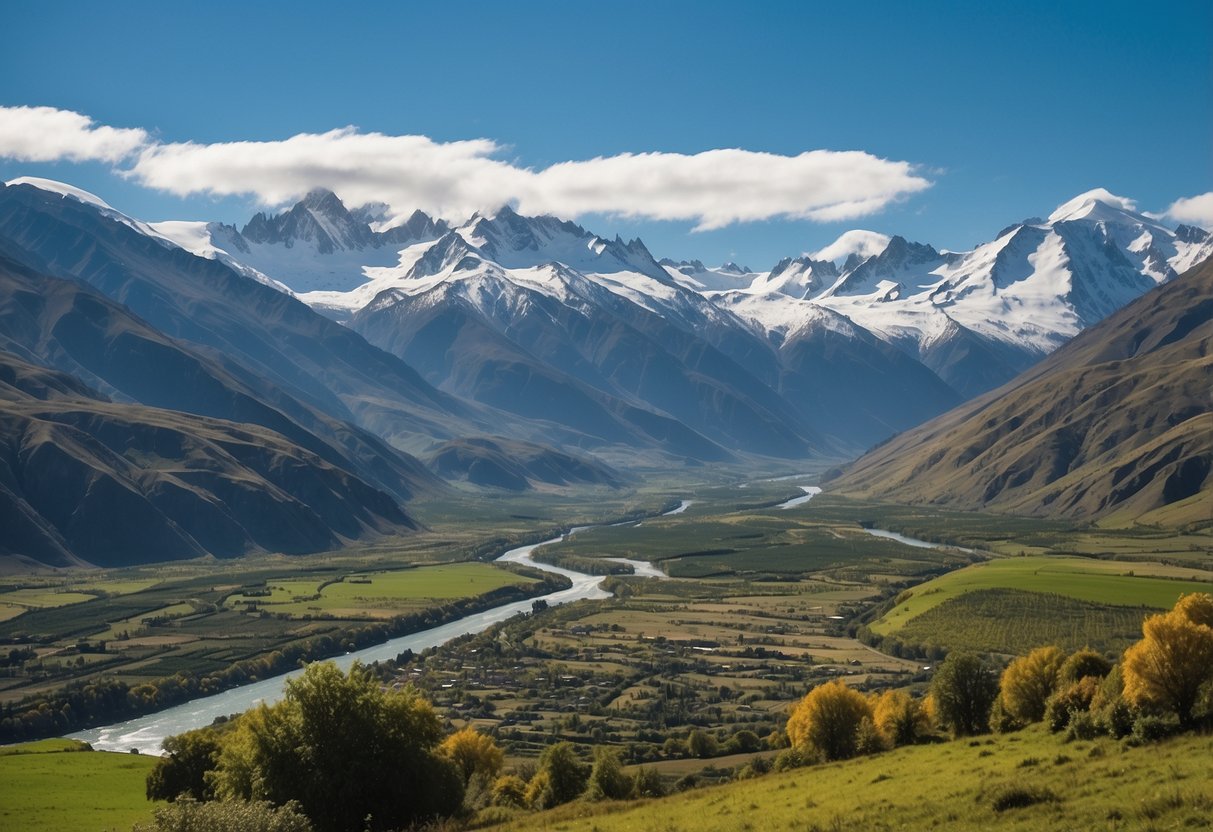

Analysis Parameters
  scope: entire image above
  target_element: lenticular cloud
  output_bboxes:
[0,104,931,228]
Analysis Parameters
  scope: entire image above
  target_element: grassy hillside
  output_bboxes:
[833,259,1213,527]
[0,739,157,831]
[486,727,1213,832]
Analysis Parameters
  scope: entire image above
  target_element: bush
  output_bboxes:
[1043,676,1100,733]
[132,799,313,832]
[999,646,1065,724]
[687,729,719,759]
[631,766,666,798]
[533,742,587,807]
[491,774,527,808]
[1130,715,1176,745]
[1097,698,1135,739]
[989,785,1058,812]
[1123,593,1213,727]
[772,747,809,771]
[585,747,631,801]
[989,696,1023,734]
[1064,711,1101,741]
[872,690,928,746]
[1057,649,1112,686]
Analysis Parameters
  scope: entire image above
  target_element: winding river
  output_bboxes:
[67,486,951,753]
[70,527,646,753]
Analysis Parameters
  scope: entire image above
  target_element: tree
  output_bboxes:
[998,646,1065,723]
[930,652,997,737]
[491,774,527,808]
[1123,593,1213,727]
[146,728,222,802]
[210,662,463,832]
[586,747,632,800]
[872,690,927,746]
[533,741,588,807]
[686,729,718,759]
[133,799,312,832]
[1057,649,1112,687]
[438,726,504,784]
[786,679,873,761]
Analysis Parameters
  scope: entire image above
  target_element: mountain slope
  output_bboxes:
[0,181,476,455]
[0,351,417,569]
[0,252,442,502]
[427,437,622,491]
[831,258,1213,526]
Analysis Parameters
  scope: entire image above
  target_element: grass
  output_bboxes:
[0,739,158,831]
[873,556,1213,635]
[224,563,537,618]
[484,727,1213,832]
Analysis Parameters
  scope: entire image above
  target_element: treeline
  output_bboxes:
[0,575,568,744]
[776,592,1213,768]
[140,662,667,832]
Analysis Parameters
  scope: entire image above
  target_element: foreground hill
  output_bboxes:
[489,727,1213,832]
[0,350,416,568]
[832,259,1213,526]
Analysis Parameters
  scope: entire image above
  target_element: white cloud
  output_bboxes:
[0,105,148,163]
[1,105,932,229]
[1163,192,1213,229]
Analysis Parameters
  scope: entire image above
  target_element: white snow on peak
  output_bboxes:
[810,229,891,265]
[148,221,296,296]
[5,176,115,211]
[1048,188,1138,223]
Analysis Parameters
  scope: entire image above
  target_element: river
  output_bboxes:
[69,527,638,753]
[67,488,949,752]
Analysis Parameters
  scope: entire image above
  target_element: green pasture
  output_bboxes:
[0,740,158,831]
[224,563,537,618]
[874,556,1213,635]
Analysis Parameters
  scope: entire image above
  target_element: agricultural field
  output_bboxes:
[484,727,1213,832]
[868,556,1213,654]
[0,739,158,832]
[874,556,1213,633]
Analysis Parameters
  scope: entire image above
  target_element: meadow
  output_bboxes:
[0,740,157,832]
[484,727,1213,832]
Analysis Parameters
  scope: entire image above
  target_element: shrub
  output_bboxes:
[132,799,313,832]
[989,785,1058,812]
[585,747,631,801]
[687,729,719,759]
[1130,715,1176,745]
[872,690,928,746]
[1097,698,1135,739]
[491,774,527,808]
[1064,711,1101,741]
[533,742,587,807]
[1057,649,1112,686]
[631,766,666,798]
[1043,676,1100,733]
[999,646,1065,724]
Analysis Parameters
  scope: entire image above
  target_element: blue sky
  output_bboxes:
[1,0,1209,268]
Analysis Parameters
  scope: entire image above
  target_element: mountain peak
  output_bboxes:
[810,229,892,266]
[1048,188,1138,223]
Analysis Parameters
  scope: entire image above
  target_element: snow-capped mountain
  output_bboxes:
[708,189,1213,396]
[154,188,450,296]
[9,177,1206,459]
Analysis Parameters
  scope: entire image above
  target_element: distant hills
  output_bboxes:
[0,176,1208,565]
[832,258,1213,527]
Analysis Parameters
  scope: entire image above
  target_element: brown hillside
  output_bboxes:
[832,259,1213,527]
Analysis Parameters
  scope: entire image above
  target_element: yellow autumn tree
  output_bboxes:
[998,645,1066,723]
[872,689,928,746]
[1123,593,1213,728]
[438,726,504,784]
[786,679,874,761]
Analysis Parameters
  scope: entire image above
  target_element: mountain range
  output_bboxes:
[0,175,1208,565]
